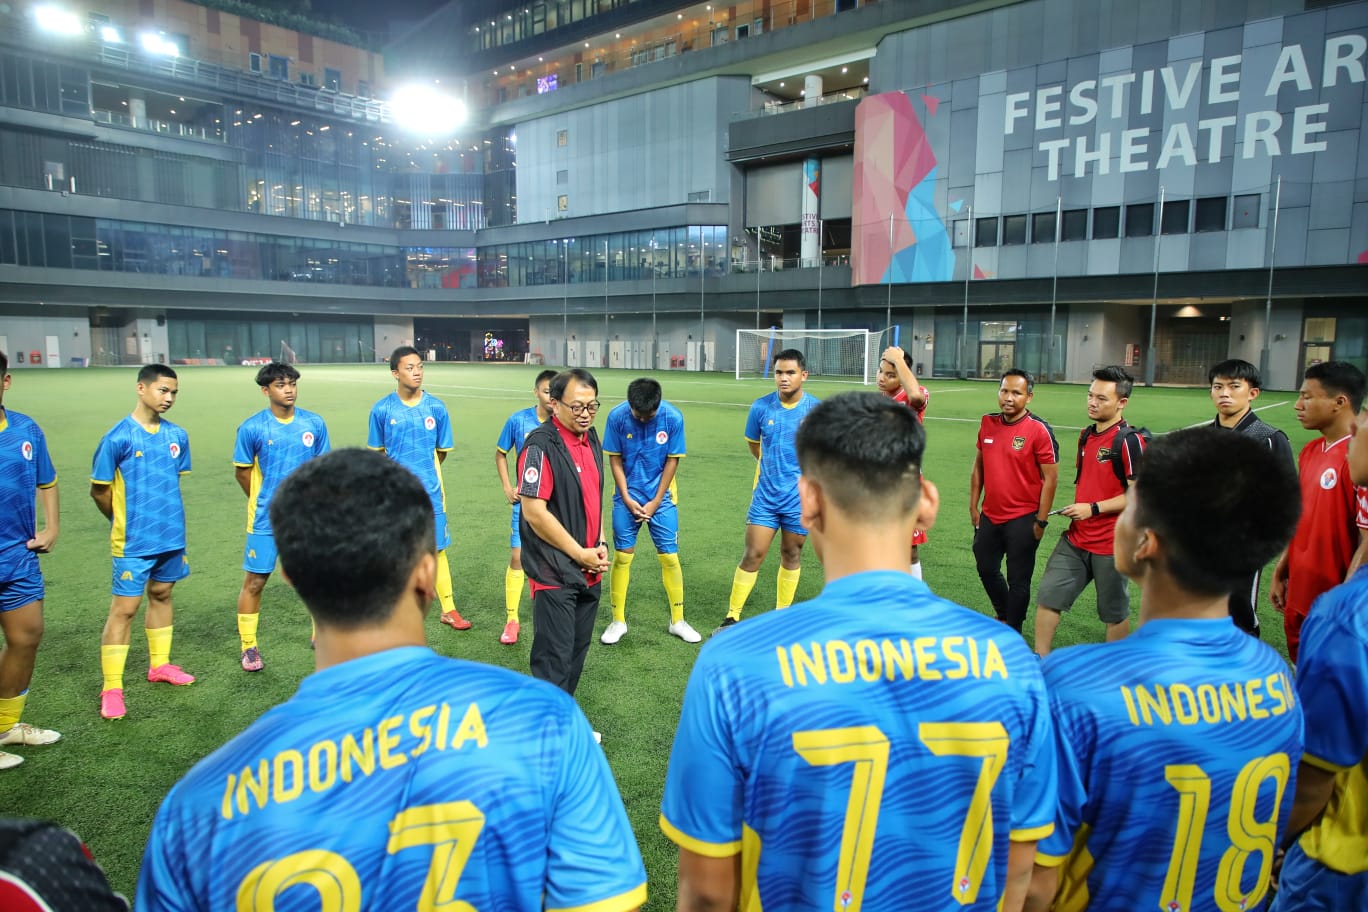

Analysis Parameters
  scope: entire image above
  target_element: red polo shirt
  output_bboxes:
[977,411,1059,523]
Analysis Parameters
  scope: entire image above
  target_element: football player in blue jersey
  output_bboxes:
[1027,427,1304,912]
[91,364,194,721]
[1270,406,1368,910]
[601,377,700,645]
[369,346,470,631]
[232,361,330,671]
[663,391,1058,911]
[494,369,556,645]
[137,448,647,912]
[720,349,821,630]
[0,353,62,769]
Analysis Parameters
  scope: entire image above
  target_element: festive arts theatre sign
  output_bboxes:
[1010,35,1366,180]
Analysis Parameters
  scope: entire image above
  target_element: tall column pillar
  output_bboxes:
[800,158,820,268]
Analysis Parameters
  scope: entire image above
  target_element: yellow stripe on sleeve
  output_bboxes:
[658,814,742,858]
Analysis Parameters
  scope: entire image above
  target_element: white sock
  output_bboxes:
[909,562,923,581]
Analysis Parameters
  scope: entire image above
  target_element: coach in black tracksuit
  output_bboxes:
[1209,359,1296,637]
[517,368,609,695]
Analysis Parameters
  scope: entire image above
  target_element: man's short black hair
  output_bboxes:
[0,351,8,374]
[796,391,925,521]
[534,369,558,388]
[773,348,806,370]
[1092,365,1134,400]
[389,346,421,372]
[255,361,301,387]
[626,378,662,415]
[1207,359,1261,387]
[1001,368,1034,393]
[1133,426,1300,597]
[1305,360,1367,412]
[270,449,435,628]
[137,364,177,384]
[551,368,598,400]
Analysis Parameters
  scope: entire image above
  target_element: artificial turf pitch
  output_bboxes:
[0,363,1309,906]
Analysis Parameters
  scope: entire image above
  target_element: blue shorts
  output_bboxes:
[612,497,679,554]
[435,511,451,552]
[746,496,807,536]
[1270,841,1368,911]
[243,532,277,575]
[112,551,189,597]
[0,573,44,612]
[509,501,522,549]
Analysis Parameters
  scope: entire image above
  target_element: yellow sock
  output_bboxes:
[310,618,316,643]
[238,613,260,651]
[727,567,758,621]
[146,626,173,668]
[659,553,684,624]
[610,551,635,623]
[0,692,26,732]
[505,568,525,623]
[101,644,129,691]
[777,567,801,609]
[435,550,455,613]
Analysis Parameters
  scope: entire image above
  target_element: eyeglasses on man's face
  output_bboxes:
[558,400,601,415]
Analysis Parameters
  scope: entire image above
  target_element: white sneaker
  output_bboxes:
[593,731,603,744]
[668,620,702,644]
[0,723,60,746]
[600,620,628,645]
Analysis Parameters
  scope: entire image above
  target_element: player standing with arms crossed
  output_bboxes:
[1027,427,1303,912]
[232,361,330,671]
[493,369,556,646]
[91,365,194,721]
[369,346,470,632]
[600,378,700,645]
[663,392,1056,911]
[0,352,61,768]
[719,349,820,630]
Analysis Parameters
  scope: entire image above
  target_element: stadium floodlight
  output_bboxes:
[33,5,84,36]
[100,26,122,43]
[139,32,180,56]
[389,84,467,137]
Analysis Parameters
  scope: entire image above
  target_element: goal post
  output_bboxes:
[735,327,892,384]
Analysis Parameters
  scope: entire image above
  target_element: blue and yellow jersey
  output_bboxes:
[1038,619,1303,911]
[1294,568,1368,875]
[136,647,648,912]
[91,415,190,558]
[233,408,331,535]
[495,406,544,458]
[367,392,452,515]
[745,391,820,511]
[660,571,1056,910]
[602,400,686,503]
[0,409,56,582]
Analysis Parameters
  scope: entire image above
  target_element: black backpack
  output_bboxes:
[1075,422,1152,488]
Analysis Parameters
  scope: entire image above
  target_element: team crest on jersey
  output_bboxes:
[424,416,437,431]
[958,876,971,893]
[169,442,181,459]
[1320,467,1338,489]
[20,441,32,461]
[1096,446,1112,463]
[1012,436,1026,450]
[1167,902,1181,912]
[523,465,539,485]
[656,430,668,445]
[302,431,315,447]
[839,891,853,909]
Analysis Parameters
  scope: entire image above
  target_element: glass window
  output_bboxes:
[1031,211,1056,244]
[1161,199,1190,235]
[952,219,969,248]
[1194,197,1227,232]
[974,217,998,247]
[1002,214,1026,246]
[268,55,290,81]
[1125,203,1154,237]
[323,68,342,92]
[1232,194,1260,229]
[1061,209,1087,241]
[1092,206,1120,239]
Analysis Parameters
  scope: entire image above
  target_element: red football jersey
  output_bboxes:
[891,386,929,423]
[1065,421,1144,555]
[1286,435,1368,619]
[977,412,1059,524]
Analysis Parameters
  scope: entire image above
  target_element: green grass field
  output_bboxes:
[0,363,1311,906]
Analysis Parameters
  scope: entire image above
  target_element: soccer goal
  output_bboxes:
[279,340,299,364]
[735,328,892,384]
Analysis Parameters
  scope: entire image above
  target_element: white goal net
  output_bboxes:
[735,328,891,383]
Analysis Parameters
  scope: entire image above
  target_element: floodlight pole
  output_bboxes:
[603,240,610,367]
[562,241,569,366]
[1146,186,1165,388]
[1047,195,1060,383]
[1260,175,1282,381]
[960,204,971,380]
[650,238,658,369]
[755,229,762,329]
[885,212,893,333]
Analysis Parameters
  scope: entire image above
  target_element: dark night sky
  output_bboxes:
[308,0,450,37]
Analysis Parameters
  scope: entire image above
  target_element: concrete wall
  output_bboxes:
[529,312,748,372]
[373,319,415,362]
[0,315,92,367]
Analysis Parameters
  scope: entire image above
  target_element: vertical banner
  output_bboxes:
[800,158,821,267]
